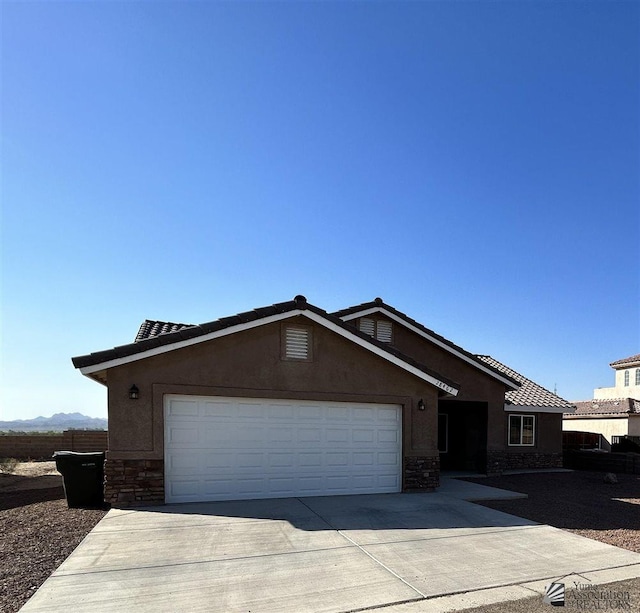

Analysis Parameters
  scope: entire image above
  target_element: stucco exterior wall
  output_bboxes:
[563,416,629,444]
[628,415,640,437]
[370,314,512,453]
[106,317,440,465]
[594,367,640,401]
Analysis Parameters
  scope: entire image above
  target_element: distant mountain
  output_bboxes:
[0,412,107,432]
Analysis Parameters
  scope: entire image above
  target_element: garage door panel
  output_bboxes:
[165,396,402,503]
[378,452,400,465]
[237,478,265,495]
[378,429,400,443]
[268,453,295,468]
[326,428,349,443]
[268,427,294,443]
[354,452,375,465]
[298,453,323,467]
[353,429,375,443]
[167,400,199,417]
[297,428,322,443]
[267,404,295,419]
[168,427,199,444]
[168,453,199,472]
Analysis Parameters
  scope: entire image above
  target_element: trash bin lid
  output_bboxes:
[52,451,105,458]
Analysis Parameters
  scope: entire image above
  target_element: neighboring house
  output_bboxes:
[563,399,640,450]
[72,296,572,506]
[594,354,640,401]
[563,354,640,449]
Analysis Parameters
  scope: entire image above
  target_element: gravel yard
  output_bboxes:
[1,465,639,613]
[0,462,107,613]
[462,470,640,552]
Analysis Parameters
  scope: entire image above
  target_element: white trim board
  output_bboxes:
[504,404,574,414]
[340,307,519,391]
[79,309,459,396]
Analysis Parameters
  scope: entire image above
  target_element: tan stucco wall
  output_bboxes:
[563,416,629,444]
[628,415,640,437]
[106,317,439,463]
[377,315,510,452]
[503,412,562,453]
[594,367,640,401]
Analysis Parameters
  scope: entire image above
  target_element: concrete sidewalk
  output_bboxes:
[20,480,640,612]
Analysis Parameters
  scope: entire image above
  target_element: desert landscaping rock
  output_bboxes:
[0,463,107,613]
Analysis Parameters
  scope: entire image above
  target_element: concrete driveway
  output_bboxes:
[20,480,640,613]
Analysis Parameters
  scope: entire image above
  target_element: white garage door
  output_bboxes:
[164,395,402,503]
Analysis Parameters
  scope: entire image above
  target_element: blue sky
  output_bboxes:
[2,1,638,421]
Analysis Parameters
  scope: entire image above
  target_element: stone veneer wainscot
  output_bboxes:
[104,458,164,506]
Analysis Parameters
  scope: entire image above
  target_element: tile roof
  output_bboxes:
[475,355,575,410]
[135,320,193,343]
[333,299,520,390]
[570,398,640,416]
[72,296,460,392]
[610,354,640,368]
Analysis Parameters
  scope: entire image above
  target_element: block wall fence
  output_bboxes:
[0,431,108,459]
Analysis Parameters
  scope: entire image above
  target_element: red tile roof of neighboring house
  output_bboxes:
[610,354,640,368]
[570,398,640,416]
[475,355,575,411]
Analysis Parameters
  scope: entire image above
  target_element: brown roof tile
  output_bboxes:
[135,320,193,343]
[72,296,460,392]
[475,355,575,410]
[333,299,520,390]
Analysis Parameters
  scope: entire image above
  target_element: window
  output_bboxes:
[636,369,640,386]
[509,414,535,446]
[624,370,630,386]
[282,325,312,360]
[358,317,393,343]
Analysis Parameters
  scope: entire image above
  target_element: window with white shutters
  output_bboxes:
[283,326,312,360]
[358,317,393,343]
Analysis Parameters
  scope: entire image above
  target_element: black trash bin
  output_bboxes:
[53,451,105,508]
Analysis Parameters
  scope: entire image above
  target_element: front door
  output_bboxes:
[438,401,488,472]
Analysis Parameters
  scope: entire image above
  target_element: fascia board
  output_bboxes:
[504,404,574,414]
[301,311,458,395]
[341,307,518,390]
[80,310,307,375]
[80,309,459,395]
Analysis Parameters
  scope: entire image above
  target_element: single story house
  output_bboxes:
[72,296,572,506]
[563,398,640,450]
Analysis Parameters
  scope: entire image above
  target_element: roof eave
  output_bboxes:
[505,404,574,414]
[337,305,520,391]
[75,307,460,396]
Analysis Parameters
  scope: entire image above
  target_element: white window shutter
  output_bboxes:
[285,327,310,359]
[359,318,375,337]
[376,320,393,343]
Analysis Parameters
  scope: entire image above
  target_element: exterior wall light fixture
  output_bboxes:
[129,385,140,400]
[417,399,425,411]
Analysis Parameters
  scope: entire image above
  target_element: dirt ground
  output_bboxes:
[2,465,640,613]
[0,462,107,613]
[463,470,640,553]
